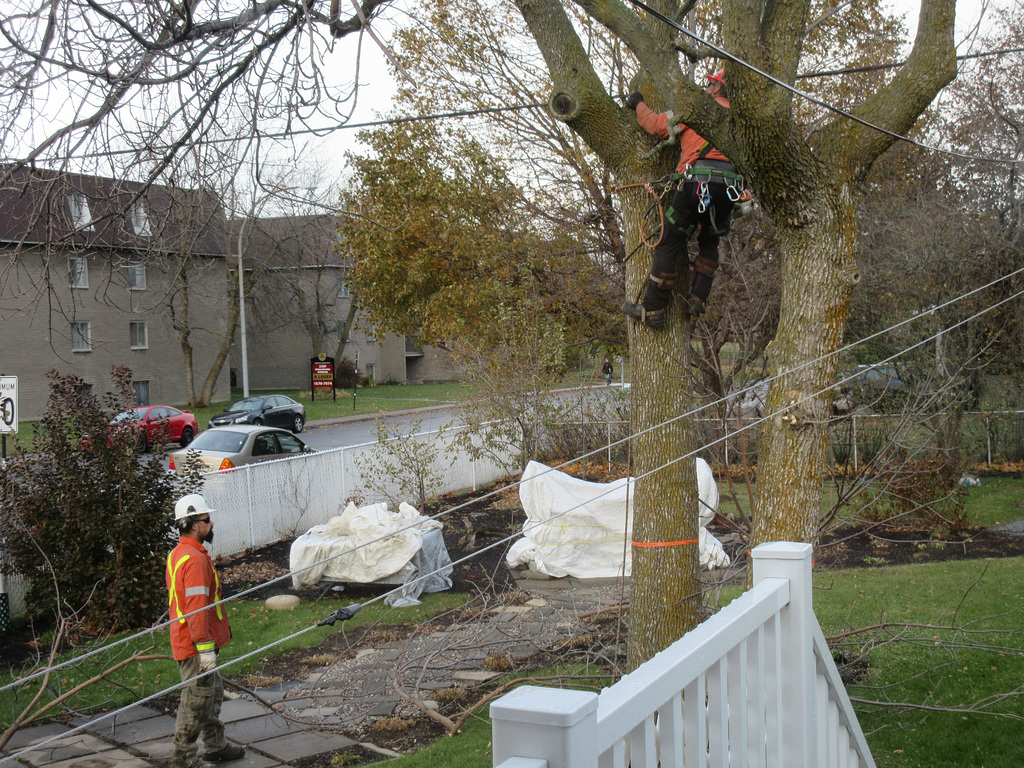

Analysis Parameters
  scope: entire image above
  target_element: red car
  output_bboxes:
[110,405,199,451]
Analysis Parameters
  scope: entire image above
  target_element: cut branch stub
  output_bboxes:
[549,89,581,122]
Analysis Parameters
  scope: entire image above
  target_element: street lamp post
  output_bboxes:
[236,240,250,397]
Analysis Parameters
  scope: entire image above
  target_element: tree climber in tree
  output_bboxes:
[622,70,744,327]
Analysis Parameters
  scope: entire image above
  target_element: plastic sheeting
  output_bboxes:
[506,460,730,579]
[289,502,453,606]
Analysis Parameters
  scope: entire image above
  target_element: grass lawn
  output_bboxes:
[813,556,1024,767]
[961,475,1024,528]
[0,592,467,733]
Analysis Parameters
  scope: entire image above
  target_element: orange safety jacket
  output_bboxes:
[636,95,732,174]
[166,536,232,661]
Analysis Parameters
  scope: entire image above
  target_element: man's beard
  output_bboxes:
[202,529,215,544]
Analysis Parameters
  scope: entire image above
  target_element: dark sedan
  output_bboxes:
[208,394,306,433]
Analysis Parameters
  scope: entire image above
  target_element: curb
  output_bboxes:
[305,403,456,429]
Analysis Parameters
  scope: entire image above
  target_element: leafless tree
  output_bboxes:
[0,0,398,186]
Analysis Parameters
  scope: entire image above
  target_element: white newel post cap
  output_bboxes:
[491,686,599,768]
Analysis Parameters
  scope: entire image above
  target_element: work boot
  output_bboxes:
[685,295,707,318]
[202,745,246,762]
[173,759,216,768]
[621,302,666,330]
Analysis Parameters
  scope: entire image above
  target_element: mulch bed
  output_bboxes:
[816,523,1024,569]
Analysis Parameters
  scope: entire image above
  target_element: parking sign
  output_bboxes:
[0,376,17,434]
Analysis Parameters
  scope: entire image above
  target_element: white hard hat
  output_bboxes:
[174,494,215,522]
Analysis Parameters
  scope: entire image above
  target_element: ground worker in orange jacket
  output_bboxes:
[166,494,245,768]
[622,70,743,327]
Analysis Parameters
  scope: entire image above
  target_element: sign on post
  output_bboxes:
[310,355,336,401]
[0,376,17,434]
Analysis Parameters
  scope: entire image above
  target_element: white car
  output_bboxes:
[169,424,313,474]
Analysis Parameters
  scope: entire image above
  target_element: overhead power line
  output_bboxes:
[6,263,1022,764]
[7,39,1024,167]
[623,0,1024,165]
[5,260,1022,698]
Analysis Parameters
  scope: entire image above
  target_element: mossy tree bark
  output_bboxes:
[514,0,956,664]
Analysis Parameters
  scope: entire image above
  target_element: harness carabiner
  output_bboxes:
[726,184,741,202]
[696,181,711,214]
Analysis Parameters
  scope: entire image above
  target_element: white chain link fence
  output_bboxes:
[5,407,1019,619]
[2,424,514,619]
[199,424,513,559]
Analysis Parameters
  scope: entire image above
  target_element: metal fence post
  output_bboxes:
[752,542,815,767]
[245,464,256,549]
[724,416,730,466]
[340,445,348,503]
[607,421,612,473]
[986,415,992,467]
[491,686,599,768]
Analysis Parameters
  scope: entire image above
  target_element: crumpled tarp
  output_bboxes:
[289,501,452,606]
[506,460,730,578]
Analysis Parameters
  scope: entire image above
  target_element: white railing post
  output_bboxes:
[752,542,815,767]
[491,686,598,768]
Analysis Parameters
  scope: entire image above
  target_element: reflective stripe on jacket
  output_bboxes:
[166,537,231,661]
[636,95,731,173]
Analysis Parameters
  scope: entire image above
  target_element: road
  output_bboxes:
[298,405,457,450]
[157,383,625,466]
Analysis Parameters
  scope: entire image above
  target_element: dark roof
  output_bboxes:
[230,214,344,269]
[0,165,228,256]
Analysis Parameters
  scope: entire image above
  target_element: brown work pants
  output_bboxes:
[172,654,228,767]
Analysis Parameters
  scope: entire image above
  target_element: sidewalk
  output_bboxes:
[1,575,628,768]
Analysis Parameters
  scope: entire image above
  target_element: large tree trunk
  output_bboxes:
[512,0,955,667]
[626,198,702,665]
[753,188,858,545]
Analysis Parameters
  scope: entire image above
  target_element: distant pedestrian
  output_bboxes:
[602,359,614,386]
[166,494,246,768]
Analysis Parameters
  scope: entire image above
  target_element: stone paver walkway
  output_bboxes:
[1,573,629,768]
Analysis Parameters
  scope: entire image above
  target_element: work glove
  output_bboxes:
[198,650,217,673]
[625,91,644,110]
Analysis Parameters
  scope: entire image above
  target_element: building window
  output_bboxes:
[130,321,148,349]
[127,263,146,290]
[364,363,376,382]
[69,256,88,288]
[71,321,91,352]
[337,277,350,298]
[133,381,150,406]
[76,383,93,407]
[67,192,93,230]
[130,202,151,236]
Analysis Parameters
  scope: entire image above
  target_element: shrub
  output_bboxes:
[0,367,180,632]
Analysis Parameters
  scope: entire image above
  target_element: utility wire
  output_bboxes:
[5,260,1022,697]
[623,0,1024,165]
[6,274,1022,764]
[7,40,1024,167]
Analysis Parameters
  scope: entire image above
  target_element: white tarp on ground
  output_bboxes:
[289,502,453,606]
[506,460,730,578]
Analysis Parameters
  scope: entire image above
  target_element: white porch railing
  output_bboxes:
[491,542,875,768]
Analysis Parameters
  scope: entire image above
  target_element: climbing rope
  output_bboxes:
[614,174,676,250]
